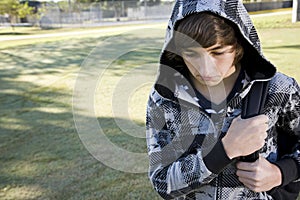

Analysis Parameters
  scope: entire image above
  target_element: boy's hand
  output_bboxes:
[222,115,268,159]
[236,156,282,192]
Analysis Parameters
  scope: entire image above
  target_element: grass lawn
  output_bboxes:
[0,13,300,199]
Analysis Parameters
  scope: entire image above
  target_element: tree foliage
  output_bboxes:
[0,0,34,26]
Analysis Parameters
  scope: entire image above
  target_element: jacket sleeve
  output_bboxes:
[274,78,300,186]
[266,77,300,200]
[146,95,223,199]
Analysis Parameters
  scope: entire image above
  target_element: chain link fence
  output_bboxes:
[33,1,175,29]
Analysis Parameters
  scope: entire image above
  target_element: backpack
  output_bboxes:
[241,81,300,200]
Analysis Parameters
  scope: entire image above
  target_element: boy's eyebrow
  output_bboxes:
[206,45,225,51]
[183,45,232,52]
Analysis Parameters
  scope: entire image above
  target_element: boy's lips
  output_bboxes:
[198,75,217,81]
[202,77,214,80]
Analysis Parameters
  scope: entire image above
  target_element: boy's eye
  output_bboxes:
[211,51,225,56]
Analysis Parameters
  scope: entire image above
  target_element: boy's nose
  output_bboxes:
[197,54,215,76]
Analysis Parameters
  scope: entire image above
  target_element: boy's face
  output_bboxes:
[181,43,237,87]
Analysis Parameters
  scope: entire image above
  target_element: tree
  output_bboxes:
[30,5,46,27]
[0,0,33,29]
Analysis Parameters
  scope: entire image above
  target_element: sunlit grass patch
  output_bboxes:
[1,185,47,200]
[252,13,300,29]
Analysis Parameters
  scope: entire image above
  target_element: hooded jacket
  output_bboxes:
[146,0,300,199]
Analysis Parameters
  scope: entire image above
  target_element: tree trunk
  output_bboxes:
[292,0,300,23]
[9,15,15,31]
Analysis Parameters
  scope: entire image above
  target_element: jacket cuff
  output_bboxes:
[203,140,233,174]
[273,158,299,186]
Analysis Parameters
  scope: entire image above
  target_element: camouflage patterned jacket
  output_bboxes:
[146,0,300,199]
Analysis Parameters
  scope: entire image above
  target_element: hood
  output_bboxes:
[155,0,276,101]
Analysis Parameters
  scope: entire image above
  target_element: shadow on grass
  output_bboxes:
[0,112,156,199]
[0,31,164,199]
[98,117,146,153]
[0,75,158,199]
[0,32,32,36]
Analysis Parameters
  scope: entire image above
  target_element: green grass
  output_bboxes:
[0,27,164,199]
[252,13,300,29]
[252,14,300,81]
[0,12,300,199]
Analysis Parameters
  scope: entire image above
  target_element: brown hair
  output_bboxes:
[165,12,244,66]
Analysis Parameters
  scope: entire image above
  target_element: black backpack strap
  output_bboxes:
[240,80,270,162]
[239,80,300,199]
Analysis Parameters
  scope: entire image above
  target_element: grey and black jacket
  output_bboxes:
[146,0,300,199]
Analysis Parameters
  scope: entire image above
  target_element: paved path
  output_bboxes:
[0,21,166,42]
